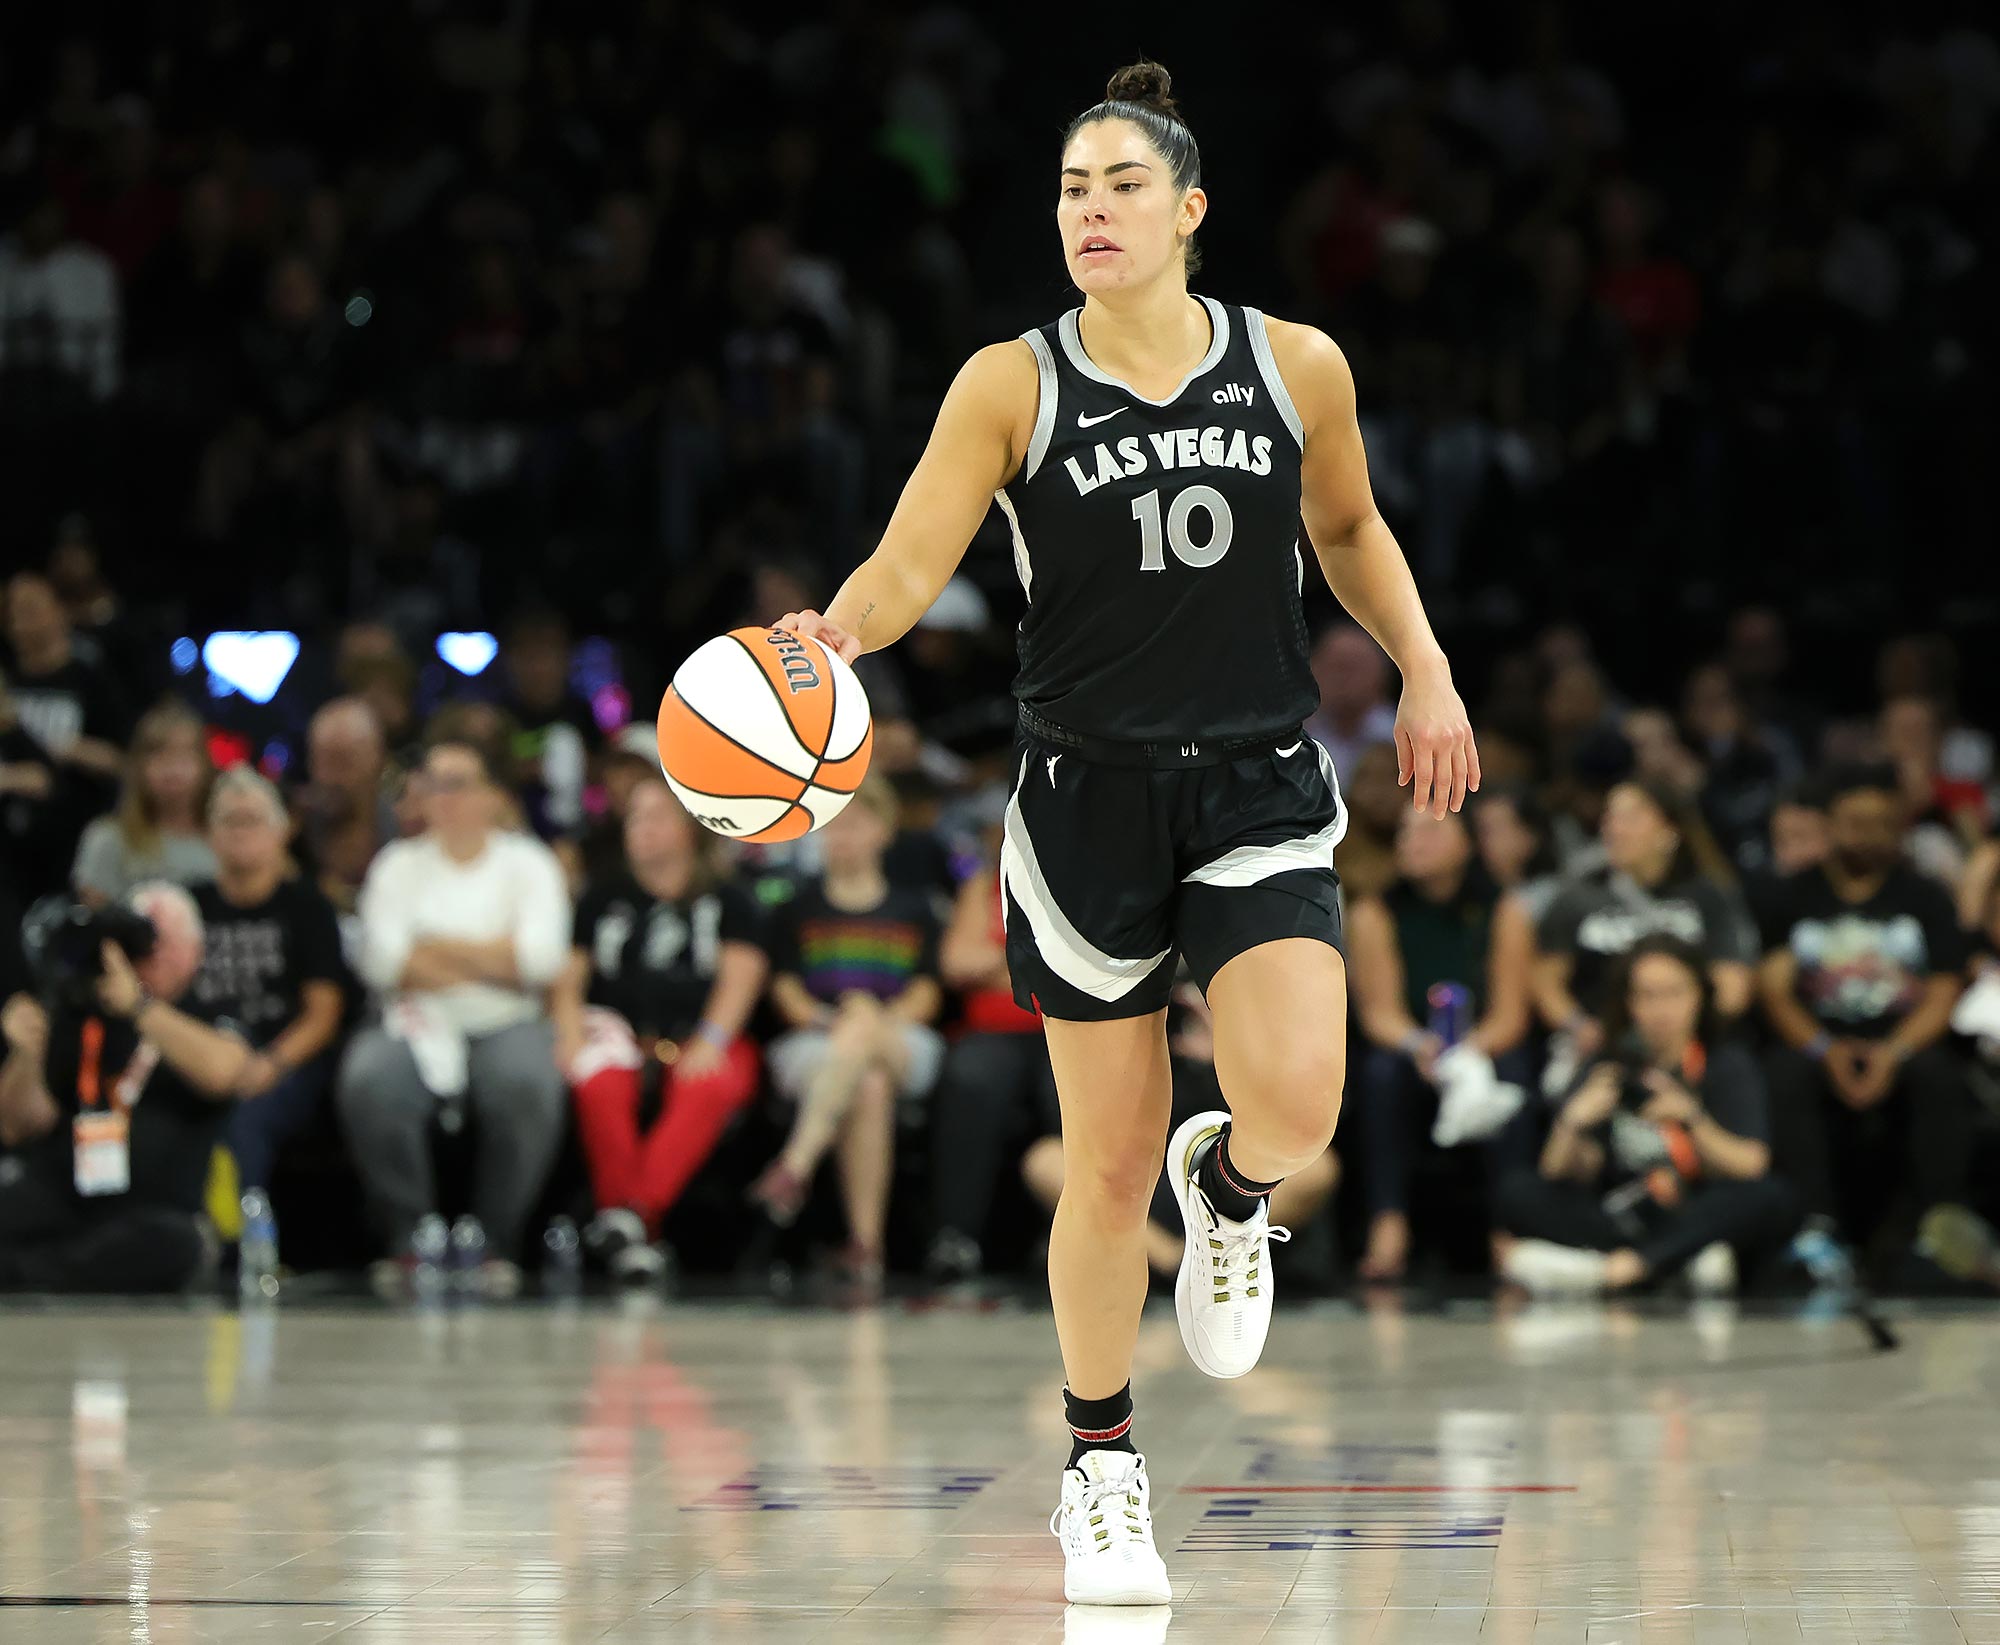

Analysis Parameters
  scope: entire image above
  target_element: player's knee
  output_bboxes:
[1062,1146,1160,1226]
[1236,1041,1344,1158]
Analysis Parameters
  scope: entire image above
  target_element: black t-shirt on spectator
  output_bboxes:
[28,1003,238,1214]
[1757,864,1967,1039]
[189,877,349,1048]
[574,874,761,1042]
[1538,867,1757,1014]
[0,722,84,901]
[4,655,129,762]
[767,879,941,1008]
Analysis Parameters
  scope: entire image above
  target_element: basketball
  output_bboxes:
[656,626,874,842]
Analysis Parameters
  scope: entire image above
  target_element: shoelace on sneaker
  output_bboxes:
[1050,1474,1153,1552]
[1203,1203,1291,1304]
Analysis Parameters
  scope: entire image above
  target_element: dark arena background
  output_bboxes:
[1,4,1997,1641]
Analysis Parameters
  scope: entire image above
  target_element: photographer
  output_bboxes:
[0,882,252,1292]
[1496,935,1799,1295]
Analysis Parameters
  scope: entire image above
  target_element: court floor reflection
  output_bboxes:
[0,1295,1996,1641]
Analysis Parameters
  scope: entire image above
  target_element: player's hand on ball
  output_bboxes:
[776,609,862,665]
[1395,665,1480,819]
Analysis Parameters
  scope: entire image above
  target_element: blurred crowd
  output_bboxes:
[4,544,2000,1300]
[2,2,1999,1299]
[0,4,1994,708]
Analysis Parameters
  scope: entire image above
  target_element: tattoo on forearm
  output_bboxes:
[858,601,876,630]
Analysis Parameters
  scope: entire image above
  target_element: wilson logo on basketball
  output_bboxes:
[764,631,821,693]
[656,625,874,844]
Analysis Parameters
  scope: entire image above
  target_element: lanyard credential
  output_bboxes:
[72,1015,136,1197]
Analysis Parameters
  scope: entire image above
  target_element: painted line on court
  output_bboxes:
[1181,1483,1575,1494]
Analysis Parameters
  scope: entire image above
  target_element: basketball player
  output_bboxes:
[777,61,1479,1604]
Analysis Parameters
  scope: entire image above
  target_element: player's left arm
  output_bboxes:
[1267,318,1479,817]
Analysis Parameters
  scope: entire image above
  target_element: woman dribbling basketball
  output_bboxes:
[777,60,1479,1604]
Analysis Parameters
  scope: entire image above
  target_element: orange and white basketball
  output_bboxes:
[656,627,874,842]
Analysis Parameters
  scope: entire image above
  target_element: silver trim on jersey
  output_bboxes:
[1243,306,1305,449]
[1020,328,1059,481]
[1180,740,1349,888]
[1002,754,1174,1001]
[1056,295,1231,406]
[994,487,1032,601]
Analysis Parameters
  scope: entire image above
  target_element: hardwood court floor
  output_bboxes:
[0,1294,1995,1642]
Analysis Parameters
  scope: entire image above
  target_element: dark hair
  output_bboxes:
[1821,760,1900,807]
[1064,60,1203,274]
[1601,933,1715,1047]
[1472,783,1558,881]
[421,732,493,784]
[1773,774,1829,814]
[1607,775,1737,887]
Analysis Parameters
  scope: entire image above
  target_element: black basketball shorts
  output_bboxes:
[1000,721,1347,1022]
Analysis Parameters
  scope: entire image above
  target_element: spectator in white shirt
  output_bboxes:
[336,734,570,1289]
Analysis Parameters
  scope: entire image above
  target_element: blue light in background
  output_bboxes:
[201,632,300,705]
[170,637,198,674]
[437,632,499,676]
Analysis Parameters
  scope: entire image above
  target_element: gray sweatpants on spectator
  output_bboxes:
[337,1020,564,1260]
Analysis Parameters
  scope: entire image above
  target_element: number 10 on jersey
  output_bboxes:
[1130,485,1234,571]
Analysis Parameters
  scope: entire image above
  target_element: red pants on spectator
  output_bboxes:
[571,1039,761,1233]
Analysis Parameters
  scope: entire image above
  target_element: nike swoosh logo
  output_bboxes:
[1276,742,1302,757]
[1077,409,1127,428]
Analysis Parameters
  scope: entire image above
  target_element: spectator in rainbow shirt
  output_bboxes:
[748,774,944,1290]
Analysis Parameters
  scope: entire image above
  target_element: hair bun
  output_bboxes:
[1106,60,1178,117]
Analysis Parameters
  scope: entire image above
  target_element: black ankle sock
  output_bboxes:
[1064,1383,1136,1471]
[1196,1125,1281,1224]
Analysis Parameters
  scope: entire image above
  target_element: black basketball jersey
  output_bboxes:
[996,297,1317,744]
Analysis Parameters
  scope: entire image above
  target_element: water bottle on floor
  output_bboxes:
[449,1214,488,1297]
[239,1190,279,1302]
[411,1213,450,1301]
[543,1217,583,1298]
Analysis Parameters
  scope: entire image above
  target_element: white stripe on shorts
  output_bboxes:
[1181,740,1350,888]
[1001,755,1173,1002]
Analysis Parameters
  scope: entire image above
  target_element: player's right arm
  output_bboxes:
[776,342,1036,662]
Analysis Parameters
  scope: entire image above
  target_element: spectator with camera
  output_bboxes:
[72,702,218,907]
[1534,776,1759,1092]
[188,769,348,1198]
[551,778,767,1283]
[1497,935,1799,1295]
[747,776,945,1293]
[1347,808,1536,1283]
[337,734,570,1298]
[0,882,253,1292]
[1758,763,1972,1270]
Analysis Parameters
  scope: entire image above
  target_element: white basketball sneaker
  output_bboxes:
[1168,1110,1290,1380]
[1050,1450,1172,1605]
